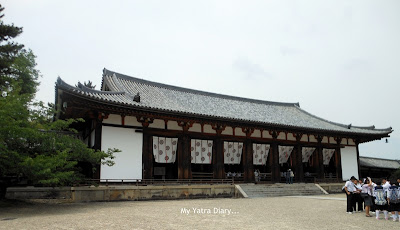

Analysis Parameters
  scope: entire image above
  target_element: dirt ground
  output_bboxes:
[0,194,398,230]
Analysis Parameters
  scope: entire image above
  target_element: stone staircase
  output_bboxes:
[238,183,326,198]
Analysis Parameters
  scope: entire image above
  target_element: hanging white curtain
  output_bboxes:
[223,141,243,164]
[153,136,178,163]
[191,139,213,164]
[253,143,270,165]
[278,145,294,164]
[302,147,316,163]
[323,149,335,165]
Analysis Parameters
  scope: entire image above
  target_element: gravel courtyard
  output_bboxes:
[0,194,398,230]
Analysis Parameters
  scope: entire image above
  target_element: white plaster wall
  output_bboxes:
[235,127,245,136]
[321,136,328,143]
[348,138,355,146]
[221,126,233,135]
[309,135,317,143]
[341,138,347,145]
[103,114,121,125]
[262,131,272,139]
[300,135,308,142]
[251,129,261,138]
[287,133,296,141]
[189,123,202,132]
[101,126,143,181]
[341,146,359,181]
[329,137,336,144]
[277,132,286,140]
[168,121,182,131]
[149,119,165,129]
[125,116,142,126]
[203,124,216,134]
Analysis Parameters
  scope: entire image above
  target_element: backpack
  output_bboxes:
[389,186,400,204]
[374,187,387,205]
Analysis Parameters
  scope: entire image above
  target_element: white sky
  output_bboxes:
[3,0,399,159]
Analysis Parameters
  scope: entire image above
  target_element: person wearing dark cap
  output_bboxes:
[344,176,357,214]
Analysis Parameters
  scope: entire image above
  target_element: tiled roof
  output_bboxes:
[56,68,393,136]
[359,156,400,169]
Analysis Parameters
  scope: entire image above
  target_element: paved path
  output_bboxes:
[0,194,398,229]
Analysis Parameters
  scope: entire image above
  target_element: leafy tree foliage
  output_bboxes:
[75,80,96,89]
[0,5,116,198]
[0,4,24,89]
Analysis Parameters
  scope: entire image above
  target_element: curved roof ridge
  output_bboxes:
[103,68,300,107]
[293,104,393,132]
[359,156,400,161]
[57,77,126,95]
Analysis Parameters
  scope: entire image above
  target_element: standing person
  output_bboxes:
[370,179,377,213]
[397,178,400,186]
[254,169,259,182]
[362,177,374,217]
[387,184,400,221]
[344,176,357,214]
[289,169,294,184]
[382,178,391,192]
[285,170,290,184]
[374,185,389,220]
[354,180,363,212]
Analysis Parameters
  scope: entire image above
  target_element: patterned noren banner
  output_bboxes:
[191,139,213,164]
[323,149,336,165]
[278,145,295,164]
[253,143,270,165]
[223,141,243,164]
[302,147,316,163]
[153,136,178,163]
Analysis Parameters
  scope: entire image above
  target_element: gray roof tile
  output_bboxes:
[359,157,400,169]
[55,69,393,136]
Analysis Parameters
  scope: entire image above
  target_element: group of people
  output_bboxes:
[344,176,400,221]
[284,169,294,184]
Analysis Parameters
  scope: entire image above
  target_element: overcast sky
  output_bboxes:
[3,0,399,159]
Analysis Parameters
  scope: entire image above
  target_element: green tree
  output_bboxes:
[76,80,96,89]
[0,4,117,199]
[0,4,24,89]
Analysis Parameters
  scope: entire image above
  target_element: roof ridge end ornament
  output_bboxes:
[347,124,352,129]
[112,73,140,103]
[133,93,140,102]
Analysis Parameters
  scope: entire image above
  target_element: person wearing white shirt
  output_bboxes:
[354,180,363,212]
[362,177,374,217]
[344,176,357,214]
[382,178,391,192]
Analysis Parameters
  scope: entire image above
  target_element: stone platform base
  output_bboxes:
[6,184,240,202]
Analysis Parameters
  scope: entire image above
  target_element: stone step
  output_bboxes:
[239,184,325,198]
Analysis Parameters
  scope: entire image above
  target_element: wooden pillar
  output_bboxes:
[137,116,154,180]
[316,135,324,180]
[270,131,280,183]
[335,138,343,181]
[93,113,104,180]
[93,115,103,151]
[178,134,191,179]
[243,128,254,182]
[142,128,153,179]
[355,140,361,180]
[212,124,225,179]
[178,121,193,180]
[295,133,304,182]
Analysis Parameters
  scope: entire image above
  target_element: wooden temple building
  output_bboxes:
[55,69,393,183]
